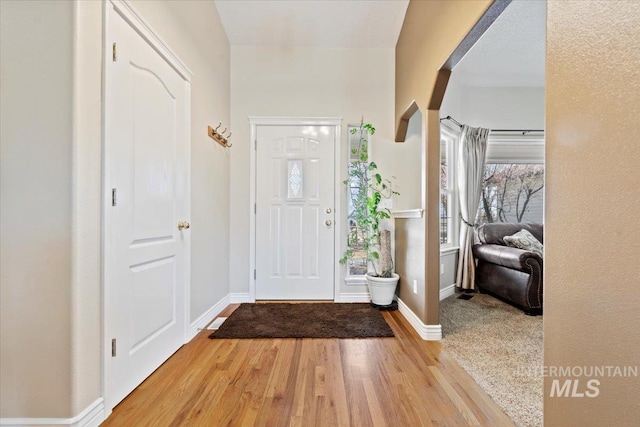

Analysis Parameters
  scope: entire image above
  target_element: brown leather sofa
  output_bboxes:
[472,223,543,315]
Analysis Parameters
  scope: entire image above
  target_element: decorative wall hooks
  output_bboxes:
[208,122,232,148]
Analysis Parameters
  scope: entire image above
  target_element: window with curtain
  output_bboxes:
[438,129,545,245]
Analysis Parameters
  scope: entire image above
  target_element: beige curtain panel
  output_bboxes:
[456,125,490,290]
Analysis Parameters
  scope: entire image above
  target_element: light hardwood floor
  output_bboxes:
[102,305,514,426]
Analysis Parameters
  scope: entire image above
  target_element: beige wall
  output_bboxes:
[395,0,492,323]
[395,219,425,316]
[0,0,74,417]
[229,46,395,299]
[545,1,640,424]
[395,1,492,119]
[1,0,230,419]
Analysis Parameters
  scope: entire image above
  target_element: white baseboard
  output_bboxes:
[335,292,370,303]
[230,292,254,303]
[439,284,456,301]
[188,294,231,341]
[0,398,105,427]
[397,298,442,341]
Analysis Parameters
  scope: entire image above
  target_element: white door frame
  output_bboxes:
[249,117,342,301]
[102,0,192,415]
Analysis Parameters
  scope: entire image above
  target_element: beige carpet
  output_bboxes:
[440,293,543,427]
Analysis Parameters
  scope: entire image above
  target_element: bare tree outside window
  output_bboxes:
[477,164,544,224]
[440,162,450,244]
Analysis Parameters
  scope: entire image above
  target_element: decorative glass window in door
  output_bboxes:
[287,159,304,199]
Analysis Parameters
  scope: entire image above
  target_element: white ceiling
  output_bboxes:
[214,0,544,86]
[452,0,546,87]
[214,0,409,48]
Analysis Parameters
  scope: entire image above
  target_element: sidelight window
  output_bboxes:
[346,124,369,276]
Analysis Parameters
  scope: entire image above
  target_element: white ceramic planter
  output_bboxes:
[366,273,399,306]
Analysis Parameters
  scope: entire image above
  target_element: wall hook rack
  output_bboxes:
[208,121,232,148]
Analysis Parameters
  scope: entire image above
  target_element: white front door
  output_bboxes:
[105,5,189,407]
[255,126,336,300]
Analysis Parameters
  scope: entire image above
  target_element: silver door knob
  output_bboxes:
[325,219,332,226]
[326,208,332,214]
[178,220,191,230]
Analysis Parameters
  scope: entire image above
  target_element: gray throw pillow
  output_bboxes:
[504,229,544,257]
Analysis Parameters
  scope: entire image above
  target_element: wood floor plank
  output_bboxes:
[361,377,388,427]
[429,366,481,425]
[102,307,515,427]
[323,340,351,427]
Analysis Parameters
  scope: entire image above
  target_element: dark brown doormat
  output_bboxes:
[208,303,394,339]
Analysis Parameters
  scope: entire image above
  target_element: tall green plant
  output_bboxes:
[339,119,398,277]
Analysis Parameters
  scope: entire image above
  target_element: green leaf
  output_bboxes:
[371,251,379,259]
[368,162,377,170]
[363,123,376,135]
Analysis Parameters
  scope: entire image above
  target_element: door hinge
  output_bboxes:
[254,203,256,214]
[111,338,117,357]
[112,42,117,62]
[111,188,117,206]
[254,269,256,280]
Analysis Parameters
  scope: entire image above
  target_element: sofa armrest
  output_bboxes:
[472,244,543,272]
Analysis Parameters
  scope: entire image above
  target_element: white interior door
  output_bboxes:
[105,6,189,407]
[256,125,335,300]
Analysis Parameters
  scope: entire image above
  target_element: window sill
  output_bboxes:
[391,209,423,219]
[345,276,367,286]
[440,246,459,255]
